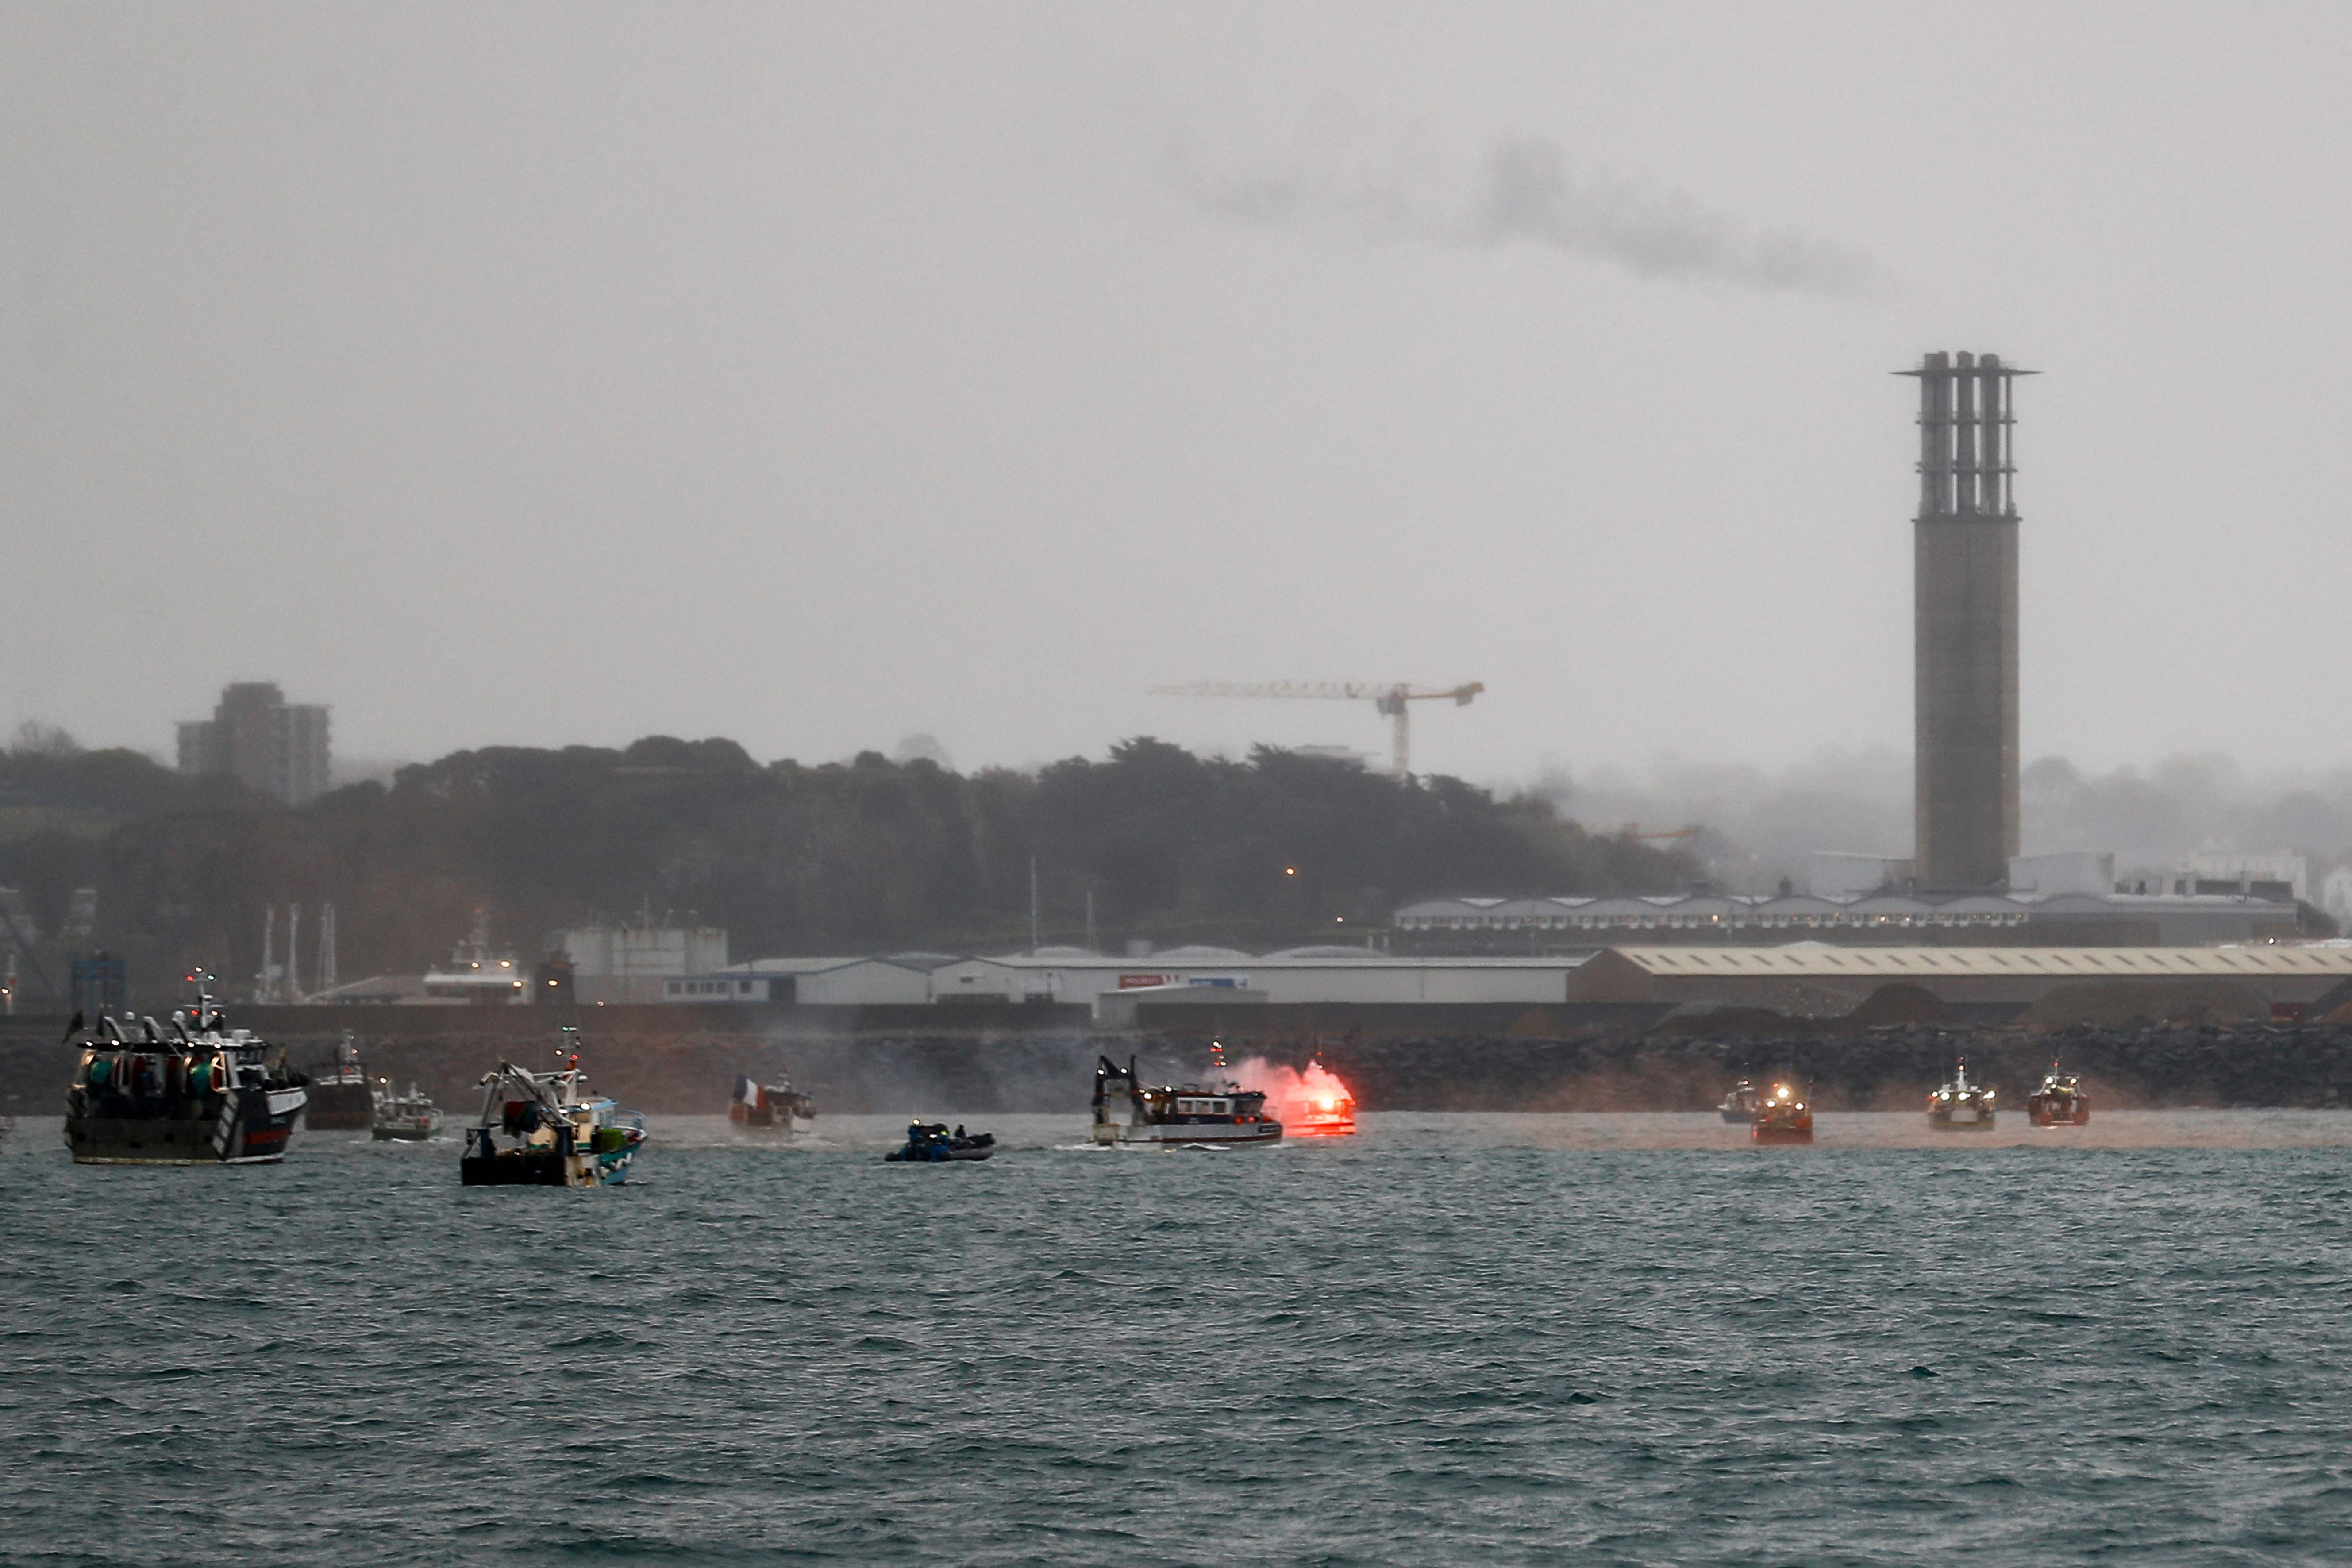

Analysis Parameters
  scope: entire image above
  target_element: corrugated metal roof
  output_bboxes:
[1609,946,2352,977]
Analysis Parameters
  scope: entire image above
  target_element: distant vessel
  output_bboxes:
[2026,1068,2090,1127]
[1286,1044,1357,1137]
[1929,1059,1997,1129]
[460,1036,646,1186]
[1717,1080,1764,1124]
[1750,1081,1814,1144]
[372,1080,443,1142]
[420,909,529,1004]
[730,1073,816,1132]
[884,1121,997,1162]
[1091,1051,1282,1148]
[304,1032,373,1130]
[63,983,308,1165]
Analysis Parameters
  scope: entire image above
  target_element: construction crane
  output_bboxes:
[1149,682,1485,779]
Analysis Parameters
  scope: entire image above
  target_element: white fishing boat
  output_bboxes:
[372,1079,443,1142]
[1928,1058,1997,1129]
[1091,1048,1282,1148]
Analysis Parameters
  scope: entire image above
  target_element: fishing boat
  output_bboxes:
[729,1072,816,1132]
[883,1121,997,1162]
[1749,1080,1814,1144]
[2026,1068,2091,1127]
[460,1036,646,1187]
[62,982,309,1165]
[1717,1079,1764,1124]
[1091,1050,1283,1148]
[303,1032,374,1131]
[371,1079,443,1142]
[1928,1058,1997,1129]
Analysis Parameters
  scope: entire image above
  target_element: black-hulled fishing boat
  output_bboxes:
[883,1121,997,1162]
[2026,1068,2091,1127]
[1749,1080,1814,1144]
[1717,1079,1764,1124]
[62,983,309,1165]
[1928,1058,1997,1129]
[1091,1048,1282,1148]
[304,1032,374,1131]
[371,1080,443,1142]
[460,1036,645,1187]
[729,1073,816,1133]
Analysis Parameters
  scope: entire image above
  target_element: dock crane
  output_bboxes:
[1149,682,1486,779]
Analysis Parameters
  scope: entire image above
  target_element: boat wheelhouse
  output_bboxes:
[1091,1054,1282,1147]
[461,1037,645,1187]
[63,982,308,1165]
[1929,1058,1997,1129]
[1717,1080,1764,1124]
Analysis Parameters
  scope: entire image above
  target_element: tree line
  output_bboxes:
[0,732,1693,994]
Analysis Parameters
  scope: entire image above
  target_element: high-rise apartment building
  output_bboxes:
[175,682,332,805]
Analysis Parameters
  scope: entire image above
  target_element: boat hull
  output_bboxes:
[373,1124,440,1142]
[2028,1102,2090,1127]
[66,1095,302,1166]
[1751,1117,1813,1144]
[884,1145,996,1162]
[1929,1109,1996,1129]
[1093,1121,1283,1147]
[731,1108,817,1133]
[460,1146,636,1186]
[1289,1117,1356,1137]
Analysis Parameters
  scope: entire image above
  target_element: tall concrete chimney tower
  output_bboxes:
[1902,351,2031,889]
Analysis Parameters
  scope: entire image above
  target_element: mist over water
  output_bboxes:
[1540,748,2352,895]
[11,1113,2352,1565]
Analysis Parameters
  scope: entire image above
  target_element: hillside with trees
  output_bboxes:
[0,731,1693,999]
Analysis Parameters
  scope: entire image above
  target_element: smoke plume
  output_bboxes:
[1165,134,1879,299]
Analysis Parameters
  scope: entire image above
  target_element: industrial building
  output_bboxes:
[1393,888,2301,948]
[548,922,730,1005]
[1566,944,2352,1017]
[1906,351,2025,889]
[175,682,332,806]
[671,945,1586,1021]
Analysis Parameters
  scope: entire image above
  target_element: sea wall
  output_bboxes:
[9,1017,2352,1116]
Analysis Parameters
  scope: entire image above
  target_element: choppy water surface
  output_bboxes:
[8,1112,2352,1565]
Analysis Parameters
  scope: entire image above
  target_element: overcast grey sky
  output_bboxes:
[5,3,2348,782]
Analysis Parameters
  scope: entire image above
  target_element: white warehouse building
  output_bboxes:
[668,944,1584,1020]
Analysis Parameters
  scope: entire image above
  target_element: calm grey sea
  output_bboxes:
[7,1112,2352,1566]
